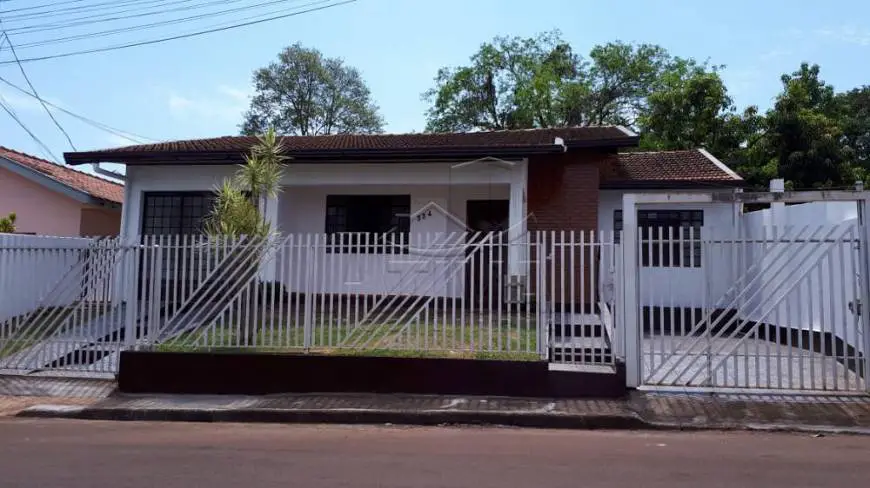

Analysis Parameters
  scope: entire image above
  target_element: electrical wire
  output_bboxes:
[0,98,61,162]
[0,0,354,65]
[13,0,310,49]
[5,0,236,34]
[1,32,77,150]
[0,75,156,144]
[1,0,174,22]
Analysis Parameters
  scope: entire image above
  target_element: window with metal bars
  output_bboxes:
[325,195,410,254]
[614,209,704,267]
[140,192,214,236]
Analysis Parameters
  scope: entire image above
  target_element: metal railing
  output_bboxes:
[637,224,868,392]
[0,232,621,374]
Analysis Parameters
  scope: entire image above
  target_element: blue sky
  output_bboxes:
[1,0,869,172]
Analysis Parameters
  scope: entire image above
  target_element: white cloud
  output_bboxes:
[0,88,64,112]
[815,26,870,46]
[166,86,250,123]
[104,133,140,147]
[760,48,791,61]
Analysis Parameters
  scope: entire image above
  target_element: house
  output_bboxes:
[63,127,740,241]
[62,126,741,312]
[0,146,123,237]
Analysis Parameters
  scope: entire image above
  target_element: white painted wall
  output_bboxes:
[0,234,93,331]
[275,184,509,297]
[598,190,739,308]
[125,162,517,299]
[124,162,516,241]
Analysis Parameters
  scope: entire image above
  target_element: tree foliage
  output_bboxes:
[0,212,16,233]
[242,43,384,136]
[423,32,685,132]
[205,128,286,238]
[425,33,870,190]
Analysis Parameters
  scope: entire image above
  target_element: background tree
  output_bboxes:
[758,63,852,189]
[423,32,681,132]
[242,43,384,136]
[835,86,870,180]
[0,212,16,233]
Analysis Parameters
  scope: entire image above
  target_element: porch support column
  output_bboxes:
[258,194,280,282]
[508,158,528,278]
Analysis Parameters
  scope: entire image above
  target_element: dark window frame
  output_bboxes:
[140,191,215,237]
[324,194,411,254]
[614,209,704,267]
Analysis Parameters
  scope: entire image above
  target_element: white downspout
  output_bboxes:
[92,162,126,181]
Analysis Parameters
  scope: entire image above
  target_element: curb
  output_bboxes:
[16,405,870,436]
[17,405,649,430]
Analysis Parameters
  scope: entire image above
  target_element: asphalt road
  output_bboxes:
[1,420,869,488]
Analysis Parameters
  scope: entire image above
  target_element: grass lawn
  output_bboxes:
[156,311,541,361]
[0,306,81,359]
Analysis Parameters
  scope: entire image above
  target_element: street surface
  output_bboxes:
[1,419,869,487]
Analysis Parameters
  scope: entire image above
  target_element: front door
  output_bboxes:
[465,200,509,308]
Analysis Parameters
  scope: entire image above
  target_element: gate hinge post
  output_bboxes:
[858,197,870,392]
[622,194,641,388]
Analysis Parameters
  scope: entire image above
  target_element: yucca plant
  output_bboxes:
[163,129,288,345]
[205,128,286,238]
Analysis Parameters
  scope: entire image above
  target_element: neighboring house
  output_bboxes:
[0,146,123,237]
[62,127,742,299]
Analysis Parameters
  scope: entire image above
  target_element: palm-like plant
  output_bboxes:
[205,128,287,238]
[161,130,287,344]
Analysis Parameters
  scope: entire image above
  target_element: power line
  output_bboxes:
[0,0,354,65]
[0,75,156,144]
[1,0,172,22]
[12,0,307,49]
[5,0,237,34]
[0,98,61,162]
[1,32,77,150]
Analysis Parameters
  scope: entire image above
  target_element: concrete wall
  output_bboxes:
[0,167,83,236]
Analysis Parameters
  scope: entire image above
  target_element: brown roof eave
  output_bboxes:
[64,136,639,166]
[63,144,572,166]
[600,179,744,190]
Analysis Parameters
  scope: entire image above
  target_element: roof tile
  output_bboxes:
[613,149,741,182]
[0,146,124,204]
[65,126,637,163]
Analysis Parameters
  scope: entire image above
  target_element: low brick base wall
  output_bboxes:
[118,351,627,398]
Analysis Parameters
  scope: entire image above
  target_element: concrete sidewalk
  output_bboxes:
[4,374,869,434]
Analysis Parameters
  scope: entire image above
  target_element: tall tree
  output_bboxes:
[638,61,766,185]
[762,63,852,188]
[836,86,870,178]
[242,44,384,136]
[423,33,681,132]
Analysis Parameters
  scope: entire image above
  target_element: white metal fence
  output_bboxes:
[0,232,619,375]
[636,224,868,392]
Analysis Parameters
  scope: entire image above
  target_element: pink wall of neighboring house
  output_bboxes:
[80,207,122,237]
[0,167,120,236]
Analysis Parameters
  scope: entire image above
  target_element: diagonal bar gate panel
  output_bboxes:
[638,224,867,391]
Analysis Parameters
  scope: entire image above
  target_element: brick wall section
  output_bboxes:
[527,149,617,311]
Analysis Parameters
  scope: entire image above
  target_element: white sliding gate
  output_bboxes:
[623,191,870,393]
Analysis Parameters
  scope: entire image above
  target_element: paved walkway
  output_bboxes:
[3,375,870,433]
